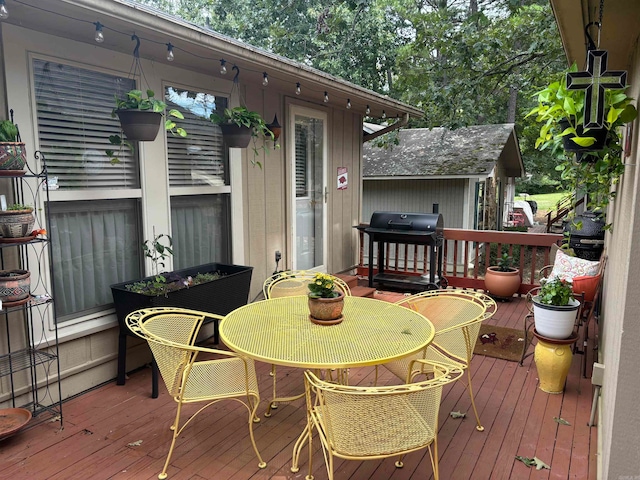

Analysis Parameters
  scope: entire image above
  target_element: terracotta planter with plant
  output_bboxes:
[0,204,35,238]
[484,253,521,299]
[307,273,345,324]
[532,277,580,339]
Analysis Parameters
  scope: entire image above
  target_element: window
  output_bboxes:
[166,86,231,268]
[33,59,142,321]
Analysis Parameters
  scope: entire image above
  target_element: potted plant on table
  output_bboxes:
[307,272,345,324]
[532,277,580,339]
[0,119,26,172]
[210,106,274,167]
[106,89,187,164]
[484,253,521,299]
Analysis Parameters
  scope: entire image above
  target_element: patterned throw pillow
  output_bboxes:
[550,249,600,282]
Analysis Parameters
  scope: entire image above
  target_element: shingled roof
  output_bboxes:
[363,124,524,178]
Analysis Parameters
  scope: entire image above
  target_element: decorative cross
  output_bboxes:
[566,49,627,128]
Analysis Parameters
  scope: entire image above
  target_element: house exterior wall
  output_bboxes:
[599,38,640,479]
[362,178,469,227]
[0,22,364,402]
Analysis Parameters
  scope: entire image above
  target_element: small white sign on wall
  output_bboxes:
[337,167,348,190]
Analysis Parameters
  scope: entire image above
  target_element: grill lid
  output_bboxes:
[367,211,443,234]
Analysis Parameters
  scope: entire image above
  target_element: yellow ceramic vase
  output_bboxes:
[533,330,579,394]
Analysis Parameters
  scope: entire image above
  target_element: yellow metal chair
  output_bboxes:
[302,362,463,480]
[262,270,351,416]
[126,307,266,479]
[380,289,497,431]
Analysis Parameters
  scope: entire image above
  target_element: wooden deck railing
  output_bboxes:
[356,225,563,294]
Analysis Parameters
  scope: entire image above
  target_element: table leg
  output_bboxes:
[265,391,306,417]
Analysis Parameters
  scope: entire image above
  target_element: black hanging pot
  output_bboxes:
[116,110,162,141]
[219,124,252,148]
[559,118,608,153]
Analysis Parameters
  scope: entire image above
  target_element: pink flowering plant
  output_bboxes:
[308,273,340,299]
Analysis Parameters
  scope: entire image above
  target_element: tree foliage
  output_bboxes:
[139,0,566,180]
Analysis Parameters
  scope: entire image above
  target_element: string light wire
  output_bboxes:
[10,0,392,117]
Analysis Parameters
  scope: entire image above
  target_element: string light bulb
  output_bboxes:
[220,59,227,75]
[324,91,329,103]
[365,105,371,115]
[382,110,386,119]
[346,99,352,109]
[0,0,9,20]
[262,72,269,86]
[166,43,174,62]
[296,82,301,95]
[93,21,104,43]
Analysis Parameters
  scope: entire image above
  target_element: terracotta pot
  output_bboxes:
[116,110,162,141]
[0,269,31,302]
[0,209,35,238]
[308,291,345,321]
[484,267,521,299]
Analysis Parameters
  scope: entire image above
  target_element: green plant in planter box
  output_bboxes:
[106,89,187,164]
[537,277,574,306]
[0,120,19,142]
[210,106,275,168]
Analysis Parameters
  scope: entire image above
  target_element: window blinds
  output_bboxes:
[33,59,139,189]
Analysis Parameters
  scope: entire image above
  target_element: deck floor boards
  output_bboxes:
[3,294,598,480]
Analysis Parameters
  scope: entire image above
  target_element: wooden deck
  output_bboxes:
[1,293,598,480]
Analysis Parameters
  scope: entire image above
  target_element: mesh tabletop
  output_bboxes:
[219,296,435,369]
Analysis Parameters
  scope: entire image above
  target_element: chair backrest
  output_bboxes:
[396,290,497,364]
[305,362,463,457]
[126,308,206,396]
[264,270,351,299]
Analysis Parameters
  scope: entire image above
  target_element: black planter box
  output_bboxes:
[111,262,253,395]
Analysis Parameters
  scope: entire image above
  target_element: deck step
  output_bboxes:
[334,274,359,289]
[350,285,377,298]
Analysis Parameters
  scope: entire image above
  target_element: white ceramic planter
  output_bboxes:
[532,296,580,339]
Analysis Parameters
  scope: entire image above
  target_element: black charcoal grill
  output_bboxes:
[363,211,445,291]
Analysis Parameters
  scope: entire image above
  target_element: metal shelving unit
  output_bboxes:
[0,151,62,427]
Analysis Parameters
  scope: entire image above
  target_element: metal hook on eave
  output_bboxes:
[232,65,240,84]
[584,22,600,51]
[131,34,141,58]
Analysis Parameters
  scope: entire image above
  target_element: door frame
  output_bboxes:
[287,104,328,272]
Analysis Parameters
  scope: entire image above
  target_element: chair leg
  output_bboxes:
[430,437,439,480]
[306,419,314,480]
[465,368,484,431]
[158,400,185,480]
[247,395,267,469]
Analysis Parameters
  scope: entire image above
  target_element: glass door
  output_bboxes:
[289,106,327,271]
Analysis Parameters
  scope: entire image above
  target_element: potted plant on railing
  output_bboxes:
[484,253,521,299]
[110,231,254,394]
[106,89,187,164]
[532,277,580,339]
[307,272,345,325]
[210,106,275,166]
[0,119,26,172]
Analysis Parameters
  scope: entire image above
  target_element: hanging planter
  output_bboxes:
[558,118,608,153]
[218,123,252,148]
[115,110,163,142]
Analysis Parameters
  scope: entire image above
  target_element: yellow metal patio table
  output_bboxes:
[219,295,436,473]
